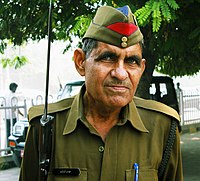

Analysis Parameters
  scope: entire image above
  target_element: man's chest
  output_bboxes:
[47,122,164,181]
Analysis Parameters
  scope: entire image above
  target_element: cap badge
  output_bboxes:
[121,36,128,47]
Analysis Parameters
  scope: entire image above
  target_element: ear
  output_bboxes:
[73,48,86,76]
[141,58,146,74]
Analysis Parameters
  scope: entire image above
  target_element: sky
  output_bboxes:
[1,40,200,99]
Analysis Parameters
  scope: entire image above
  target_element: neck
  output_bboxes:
[83,94,121,141]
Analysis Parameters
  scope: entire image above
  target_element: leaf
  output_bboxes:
[0,55,29,69]
[152,5,162,32]
[152,1,160,18]
[166,0,179,10]
[152,16,162,32]
[0,58,11,68]
[135,4,152,26]
[0,41,7,54]
[83,0,99,3]
[160,1,171,20]
[73,15,92,36]
[12,55,29,69]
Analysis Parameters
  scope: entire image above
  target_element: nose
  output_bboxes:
[111,67,128,80]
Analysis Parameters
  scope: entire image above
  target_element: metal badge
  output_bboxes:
[121,36,128,47]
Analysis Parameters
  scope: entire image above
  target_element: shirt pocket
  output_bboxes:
[126,168,158,181]
[47,168,87,181]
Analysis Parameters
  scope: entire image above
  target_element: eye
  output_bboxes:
[102,55,113,61]
[125,58,137,64]
[125,56,141,66]
[95,52,117,62]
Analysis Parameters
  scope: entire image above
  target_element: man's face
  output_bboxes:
[75,41,145,109]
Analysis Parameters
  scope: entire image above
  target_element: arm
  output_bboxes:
[162,127,183,181]
[19,120,40,181]
[18,109,24,117]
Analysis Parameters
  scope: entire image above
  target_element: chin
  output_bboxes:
[108,97,132,108]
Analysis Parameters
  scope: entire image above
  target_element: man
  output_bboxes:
[20,5,183,181]
[2,82,23,144]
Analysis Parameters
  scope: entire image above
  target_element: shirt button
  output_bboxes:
[98,146,104,152]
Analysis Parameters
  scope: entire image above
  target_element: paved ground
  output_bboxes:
[181,131,200,181]
[0,167,19,181]
[0,131,199,181]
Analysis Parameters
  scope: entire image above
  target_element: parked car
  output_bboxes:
[8,76,179,167]
[8,118,29,167]
[148,76,179,112]
[57,80,85,100]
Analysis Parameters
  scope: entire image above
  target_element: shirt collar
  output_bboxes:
[126,100,149,133]
[63,86,149,135]
[63,86,84,135]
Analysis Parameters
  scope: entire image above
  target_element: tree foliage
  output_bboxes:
[0,55,29,69]
[135,0,179,32]
[153,0,200,76]
[0,0,199,77]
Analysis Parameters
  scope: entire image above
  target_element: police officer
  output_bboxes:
[19,5,183,181]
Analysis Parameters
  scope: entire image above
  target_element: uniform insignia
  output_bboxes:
[116,6,129,16]
[106,22,138,36]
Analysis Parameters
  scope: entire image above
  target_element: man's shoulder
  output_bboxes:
[28,97,75,122]
[133,96,180,122]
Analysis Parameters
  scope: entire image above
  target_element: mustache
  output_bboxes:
[104,79,131,88]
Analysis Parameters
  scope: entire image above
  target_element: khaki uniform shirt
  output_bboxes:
[19,87,183,181]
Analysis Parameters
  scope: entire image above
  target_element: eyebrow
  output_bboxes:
[94,51,118,61]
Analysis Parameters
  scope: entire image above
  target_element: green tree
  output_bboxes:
[0,0,199,96]
[134,0,200,97]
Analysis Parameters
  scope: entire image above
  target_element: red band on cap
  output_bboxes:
[106,22,138,36]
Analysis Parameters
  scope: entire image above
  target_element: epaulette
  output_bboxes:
[133,96,180,122]
[28,97,74,122]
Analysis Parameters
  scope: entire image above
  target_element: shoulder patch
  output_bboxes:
[28,97,74,122]
[133,96,180,122]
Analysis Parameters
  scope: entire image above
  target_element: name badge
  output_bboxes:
[52,168,81,176]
